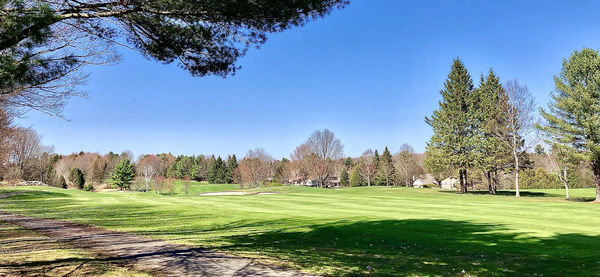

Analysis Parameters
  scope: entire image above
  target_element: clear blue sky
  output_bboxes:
[16,0,600,159]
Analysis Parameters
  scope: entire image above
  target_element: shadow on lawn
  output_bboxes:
[3,190,72,200]
[439,190,548,197]
[221,219,600,276]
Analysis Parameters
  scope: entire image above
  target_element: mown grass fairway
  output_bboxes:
[1,183,599,276]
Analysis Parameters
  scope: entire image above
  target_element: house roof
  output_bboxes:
[413,174,437,185]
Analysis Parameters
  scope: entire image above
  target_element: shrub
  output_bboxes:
[151,177,164,194]
[109,159,135,190]
[262,181,283,187]
[340,169,350,187]
[5,167,23,185]
[519,168,561,189]
[83,183,94,191]
[183,180,191,195]
[69,168,85,189]
[56,175,67,189]
[350,165,364,187]
[131,177,148,192]
[164,179,175,194]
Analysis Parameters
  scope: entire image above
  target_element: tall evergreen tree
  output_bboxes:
[473,70,511,194]
[376,147,396,186]
[350,163,364,187]
[225,154,238,184]
[340,168,350,186]
[538,48,600,202]
[373,150,380,185]
[344,157,354,169]
[207,155,217,183]
[425,58,477,193]
[208,156,227,184]
[69,167,85,189]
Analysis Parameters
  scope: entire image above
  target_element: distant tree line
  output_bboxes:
[3,48,600,202]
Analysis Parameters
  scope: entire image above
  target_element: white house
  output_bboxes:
[441,177,459,190]
[413,174,438,188]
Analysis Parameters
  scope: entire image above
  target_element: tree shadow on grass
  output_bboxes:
[439,190,548,197]
[220,219,600,276]
[2,190,72,200]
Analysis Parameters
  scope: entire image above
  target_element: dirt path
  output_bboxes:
[0,193,314,277]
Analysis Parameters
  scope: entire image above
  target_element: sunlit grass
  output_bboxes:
[1,182,599,276]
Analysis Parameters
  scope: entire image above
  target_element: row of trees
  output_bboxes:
[425,58,535,195]
[340,145,422,187]
[233,130,424,188]
[2,122,593,196]
[425,48,600,202]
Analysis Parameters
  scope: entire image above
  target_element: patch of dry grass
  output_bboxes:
[0,221,150,277]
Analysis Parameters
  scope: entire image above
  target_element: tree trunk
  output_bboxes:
[512,133,520,197]
[487,170,498,195]
[562,167,570,200]
[459,169,468,193]
[486,171,493,194]
[596,182,600,203]
[593,160,600,202]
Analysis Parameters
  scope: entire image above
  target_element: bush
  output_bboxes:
[56,175,67,189]
[69,168,85,189]
[108,159,135,190]
[263,182,283,187]
[350,165,364,187]
[340,169,350,187]
[519,168,561,189]
[131,177,148,192]
[570,165,596,188]
[183,180,191,195]
[151,178,163,194]
[83,183,94,191]
[150,177,175,194]
[164,179,175,194]
[5,167,23,185]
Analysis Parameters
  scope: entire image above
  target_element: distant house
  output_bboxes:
[413,174,438,188]
[327,176,340,187]
[289,178,318,187]
[441,177,459,190]
[289,177,338,187]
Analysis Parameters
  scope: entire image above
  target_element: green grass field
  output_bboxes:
[1,182,599,276]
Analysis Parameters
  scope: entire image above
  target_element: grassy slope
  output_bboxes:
[1,182,599,276]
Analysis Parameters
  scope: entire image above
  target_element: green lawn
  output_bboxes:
[1,182,599,276]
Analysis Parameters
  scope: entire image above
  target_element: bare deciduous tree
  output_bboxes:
[302,129,344,187]
[546,144,578,200]
[137,154,161,192]
[8,127,42,173]
[360,149,375,186]
[238,147,274,188]
[290,143,314,184]
[395,144,423,187]
[505,80,536,197]
[0,108,13,175]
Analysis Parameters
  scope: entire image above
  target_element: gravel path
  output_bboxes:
[0,192,314,277]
